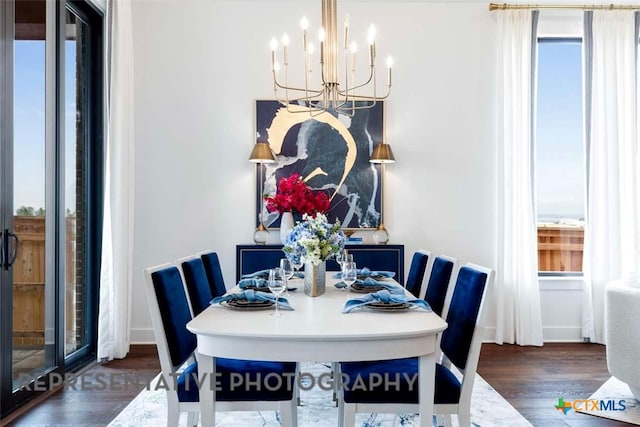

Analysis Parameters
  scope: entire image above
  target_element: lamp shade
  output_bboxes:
[369,143,396,164]
[249,142,276,163]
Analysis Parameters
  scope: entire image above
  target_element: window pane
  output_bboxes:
[64,9,87,356]
[12,0,55,390]
[536,40,585,273]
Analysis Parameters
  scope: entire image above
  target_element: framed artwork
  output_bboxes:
[255,100,384,230]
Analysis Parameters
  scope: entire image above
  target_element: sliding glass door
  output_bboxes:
[0,0,103,417]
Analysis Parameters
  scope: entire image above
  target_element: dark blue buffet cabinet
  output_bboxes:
[235,244,405,284]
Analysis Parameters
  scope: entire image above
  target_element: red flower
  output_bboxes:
[265,174,330,216]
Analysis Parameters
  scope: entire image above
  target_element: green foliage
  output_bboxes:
[15,206,45,216]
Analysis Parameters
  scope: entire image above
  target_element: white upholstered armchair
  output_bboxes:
[606,278,640,401]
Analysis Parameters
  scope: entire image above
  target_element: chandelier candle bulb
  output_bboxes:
[301,16,309,50]
[282,33,289,65]
[307,43,315,72]
[343,14,349,49]
[270,38,277,70]
[319,28,326,64]
[386,56,393,86]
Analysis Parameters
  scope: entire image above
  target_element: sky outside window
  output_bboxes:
[14,40,76,213]
[536,40,585,222]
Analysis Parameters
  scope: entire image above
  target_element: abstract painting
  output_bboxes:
[255,100,384,230]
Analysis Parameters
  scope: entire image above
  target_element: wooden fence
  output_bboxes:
[537,224,584,272]
[13,216,76,347]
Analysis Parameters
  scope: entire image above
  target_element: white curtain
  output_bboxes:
[97,0,135,360]
[495,10,544,346]
[582,11,639,345]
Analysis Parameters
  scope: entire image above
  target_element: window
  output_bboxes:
[535,39,585,274]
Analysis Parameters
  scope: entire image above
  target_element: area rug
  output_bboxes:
[575,376,640,425]
[108,362,532,427]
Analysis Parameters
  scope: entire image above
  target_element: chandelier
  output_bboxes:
[269,0,392,116]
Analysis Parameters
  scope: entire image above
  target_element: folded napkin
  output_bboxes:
[242,269,304,279]
[210,290,294,310]
[335,277,405,294]
[342,289,432,313]
[241,269,272,279]
[238,277,268,289]
[333,267,395,279]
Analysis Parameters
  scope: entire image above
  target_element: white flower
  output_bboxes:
[283,213,347,265]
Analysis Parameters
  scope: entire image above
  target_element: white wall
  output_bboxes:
[130,0,582,343]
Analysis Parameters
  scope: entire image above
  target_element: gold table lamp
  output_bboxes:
[249,142,276,244]
[369,143,395,244]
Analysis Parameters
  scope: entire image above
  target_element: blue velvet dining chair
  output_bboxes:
[405,250,431,298]
[338,263,494,427]
[144,263,298,427]
[179,255,213,317]
[199,250,227,298]
[424,255,457,317]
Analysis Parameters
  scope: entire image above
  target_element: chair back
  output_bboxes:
[144,264,197,376]
[180,256,213,316]
[405,250,430,298]
[440,263,493,372]
[424,255,456,317]
[200,251,227,298]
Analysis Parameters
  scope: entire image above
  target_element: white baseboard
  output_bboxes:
[483,326,584,343]
[130,328,156,344]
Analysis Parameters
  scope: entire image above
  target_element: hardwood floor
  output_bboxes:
[477,343,630,427]
[4,346,160,427]
[4,343,631,426]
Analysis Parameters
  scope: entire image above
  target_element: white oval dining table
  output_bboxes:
[186,273,448,427]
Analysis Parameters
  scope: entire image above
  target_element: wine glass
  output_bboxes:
[336,249,346,270]
[341,253,354,275]
[342,262,357,290]
[290,255,303,279]
[279,258,294,294]
[268,268,286,318]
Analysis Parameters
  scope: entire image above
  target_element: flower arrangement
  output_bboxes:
[283,213,347,266]
[265,173,330,217]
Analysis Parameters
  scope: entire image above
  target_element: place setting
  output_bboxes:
[213,266,296,316]
[342,289,433,313]
[241,258,301,292]
[334,261,404,294]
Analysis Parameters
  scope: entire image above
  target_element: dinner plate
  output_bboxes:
[364,302,412,312]
[240,285,272,293]
[349,284,386,293]
[357,274,386,280]
[223,299,274,311]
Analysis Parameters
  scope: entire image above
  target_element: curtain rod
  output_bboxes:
[489,3,640,11]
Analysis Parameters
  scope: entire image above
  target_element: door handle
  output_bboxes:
[7,231,18,269]
[0,230,4,269]
[1,229,19,270]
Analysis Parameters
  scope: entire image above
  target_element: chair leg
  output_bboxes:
[296,364,302,406]
[166,401,179,427]
[332,362,340,406]
[443,414,454,427]
[457,408,471,427]
[280,400,298,427]
[336,388,344,427]
[186,412,198,427]
[343,402,356,427]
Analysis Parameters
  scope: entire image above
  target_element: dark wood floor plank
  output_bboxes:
[4,342,632,426]
[477,343,629,427]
